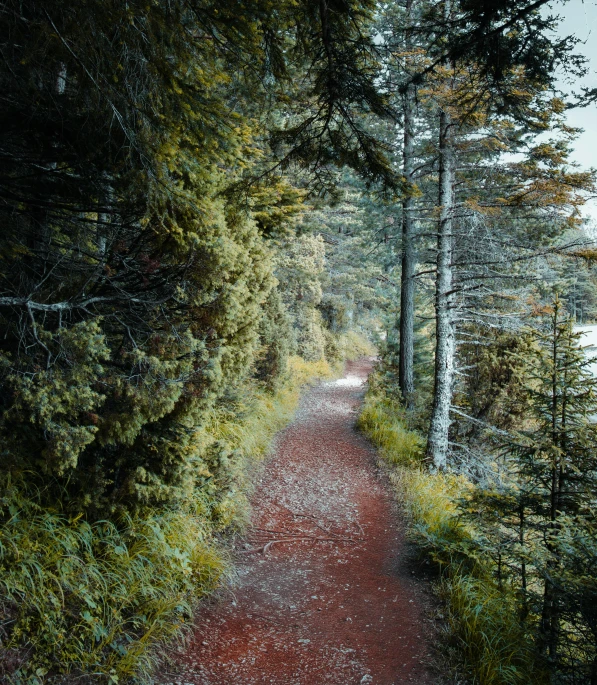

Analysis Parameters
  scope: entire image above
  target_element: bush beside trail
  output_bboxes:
[0,356,340,684]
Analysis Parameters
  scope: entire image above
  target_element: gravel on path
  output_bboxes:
[160,359,435,685]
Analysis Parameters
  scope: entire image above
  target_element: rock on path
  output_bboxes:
[160,359,434,685]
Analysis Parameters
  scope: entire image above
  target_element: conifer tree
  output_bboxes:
[512,300,597,666]
[0,0,397,511]
[466,299,597,680]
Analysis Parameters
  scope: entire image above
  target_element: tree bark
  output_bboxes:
[426,11,455,469]
[539,303,564,661]
[399,0,416,408]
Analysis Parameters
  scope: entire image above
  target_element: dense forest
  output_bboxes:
[1,0,596,683]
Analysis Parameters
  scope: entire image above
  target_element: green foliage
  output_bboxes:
[2,321,110,476]
[0,356,335,683]
[0,0,392,516]
[253,289,293,389]
[276,234,328,362]
[359,384,546,684]
[286,355,336,387]
[319,294,351,334]
[3,0,594,683]
[374,294,435,421]
[0,478,224,685]
[467,302,597,680]
[340,330,377,361]
[456,329,535,438]
[550,513,597,682]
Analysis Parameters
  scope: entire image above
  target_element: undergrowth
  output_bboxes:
[341,330,377,361]
[0,489,223,685]
[357,390,423,466]
[358,383,546,685]
[0,356,334,685]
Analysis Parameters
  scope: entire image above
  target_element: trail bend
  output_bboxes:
[161,359,434,685]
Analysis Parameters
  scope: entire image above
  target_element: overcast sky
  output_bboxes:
[548,0,597,224]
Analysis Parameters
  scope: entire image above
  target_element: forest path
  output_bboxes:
[161,359,434,685]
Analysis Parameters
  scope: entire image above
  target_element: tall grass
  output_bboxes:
[440,575,542,685]
[358,387,546,685]
[0,356,334,684]
[340,330,377,361]
[0,484,224,684]
[357,391,423,466]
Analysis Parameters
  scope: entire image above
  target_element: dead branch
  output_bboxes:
[239,536,357,557]
[276,502,364,540]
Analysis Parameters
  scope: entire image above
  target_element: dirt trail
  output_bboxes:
[162,359,434,685]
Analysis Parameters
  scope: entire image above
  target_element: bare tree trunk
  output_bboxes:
[539,304,564,661]
[426,17,455,469]
[399,0,416,408]
[56,63,67,95]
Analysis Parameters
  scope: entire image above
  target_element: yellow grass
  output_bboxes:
[358,386,546,685]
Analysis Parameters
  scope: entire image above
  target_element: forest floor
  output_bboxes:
[159,359,439,685]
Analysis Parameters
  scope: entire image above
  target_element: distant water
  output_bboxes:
[574,325,597,377]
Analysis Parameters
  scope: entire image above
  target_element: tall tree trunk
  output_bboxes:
[426,11,455,469]
[539,304,564,661]
[399,0,416,407]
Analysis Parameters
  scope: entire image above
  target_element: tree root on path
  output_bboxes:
[276,502,365,540]
[239,536,357,557]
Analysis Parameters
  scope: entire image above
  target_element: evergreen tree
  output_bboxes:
[512,300,597,667]
[0,0,396,511]
[465,299,597,681]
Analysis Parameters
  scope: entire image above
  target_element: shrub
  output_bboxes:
[0,356,334,684]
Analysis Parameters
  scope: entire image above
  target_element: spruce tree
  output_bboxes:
[471,298,597,679]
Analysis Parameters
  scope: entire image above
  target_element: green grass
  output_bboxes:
[357,391,424,466]
[0,482,224,684]
[358,386,546,685]
[440,574,541,685]
[0,356,335,685]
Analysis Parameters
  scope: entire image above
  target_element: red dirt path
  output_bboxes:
[161,359,434,685]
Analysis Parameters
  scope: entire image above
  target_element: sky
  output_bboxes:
[547,0,597,225]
